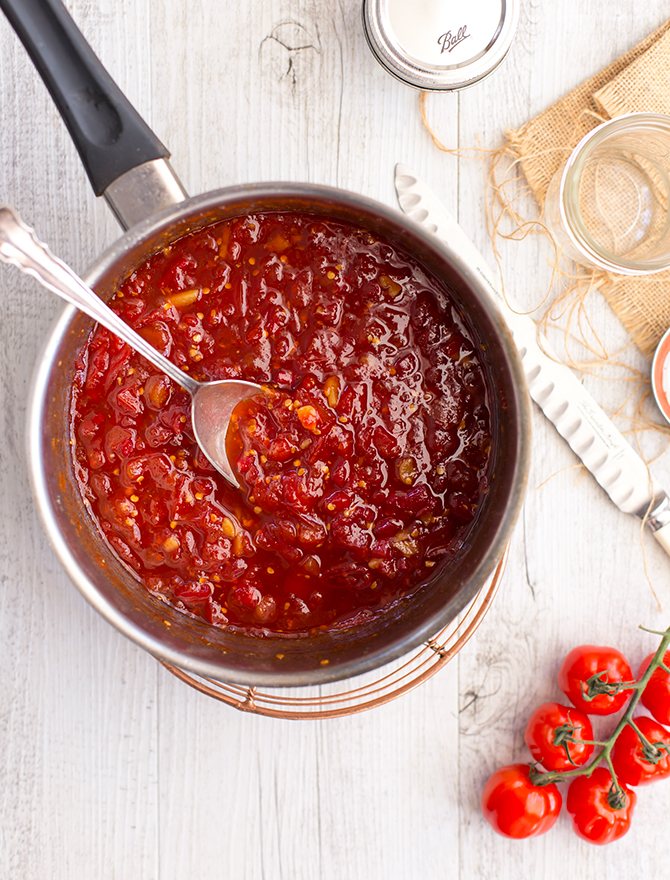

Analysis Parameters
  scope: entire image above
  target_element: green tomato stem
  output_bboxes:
[627,716,648,743]
[638,626,668,637]
[628,716,667,763]
[582,673,638,700]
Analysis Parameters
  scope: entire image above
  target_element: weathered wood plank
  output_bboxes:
[1,1,669,877]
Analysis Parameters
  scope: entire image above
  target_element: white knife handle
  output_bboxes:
[516,331,655,515]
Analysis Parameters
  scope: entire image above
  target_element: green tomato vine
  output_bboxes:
[531,623,670,809]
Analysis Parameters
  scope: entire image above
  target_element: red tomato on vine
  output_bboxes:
[566,767,636,845]
[524,702,594,771]
[558,645,634,715]
[612,716,670,786]
[481,764,562,839]
[639,650,670,726]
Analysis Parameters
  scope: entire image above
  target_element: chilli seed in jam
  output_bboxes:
[71,214,493,635]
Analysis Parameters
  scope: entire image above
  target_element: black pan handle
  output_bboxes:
[0,0,169,196]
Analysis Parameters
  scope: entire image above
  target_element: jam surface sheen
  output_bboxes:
[71,213,493,635]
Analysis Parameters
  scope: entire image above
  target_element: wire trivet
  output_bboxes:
[160,547,507,719]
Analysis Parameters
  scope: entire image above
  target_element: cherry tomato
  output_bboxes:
[524,702,595,771]
[566,767,636,845]
[612,716,670,786]
[639,650,670,726]
[481,764,562,839]
[558,645,634,715]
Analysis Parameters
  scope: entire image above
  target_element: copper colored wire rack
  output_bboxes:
[159,547,507,719]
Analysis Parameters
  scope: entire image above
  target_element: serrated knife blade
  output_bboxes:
[394,163,670,556]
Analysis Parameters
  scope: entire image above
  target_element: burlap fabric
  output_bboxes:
[506,18,670,357]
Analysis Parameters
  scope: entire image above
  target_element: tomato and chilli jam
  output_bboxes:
[71,214,493,635]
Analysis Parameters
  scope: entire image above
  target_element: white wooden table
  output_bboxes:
[2,2,670,877]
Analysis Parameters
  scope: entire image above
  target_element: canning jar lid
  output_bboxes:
[362,0,519,91]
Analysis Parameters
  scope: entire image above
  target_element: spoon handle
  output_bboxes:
[0,204,198,394]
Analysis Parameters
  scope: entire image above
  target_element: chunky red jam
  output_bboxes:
[71,213,493,635]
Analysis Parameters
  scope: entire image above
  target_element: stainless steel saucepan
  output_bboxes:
[3,0,530,686]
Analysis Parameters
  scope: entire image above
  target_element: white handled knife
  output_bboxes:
[394,163,670,556]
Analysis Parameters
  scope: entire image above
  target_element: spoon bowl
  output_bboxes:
[190,378,262,486]
[0,204,262,486]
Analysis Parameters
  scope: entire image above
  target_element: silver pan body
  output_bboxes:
[27,180,531,687]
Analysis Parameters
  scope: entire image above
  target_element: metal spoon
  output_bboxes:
[0,204,262,487]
